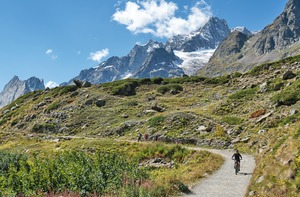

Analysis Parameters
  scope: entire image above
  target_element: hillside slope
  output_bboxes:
[1,55,300,195]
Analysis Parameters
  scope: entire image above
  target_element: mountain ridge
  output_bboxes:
[198,0,300,77]
[64,16,230,86]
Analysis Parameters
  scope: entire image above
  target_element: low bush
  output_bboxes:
[44,101,61,113]
[151,77,164,84]
[32,123,58,133]
[204,76,230,85]
[272,79,300,106]
[59,85,78,95]
[229,87,258,100]
[222,116,243,125]
[148,116,165,127]
[157,84,183,94]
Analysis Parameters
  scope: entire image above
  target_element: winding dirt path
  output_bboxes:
[182,148,255,197]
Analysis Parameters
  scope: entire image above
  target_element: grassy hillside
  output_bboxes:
[1,55,300,196]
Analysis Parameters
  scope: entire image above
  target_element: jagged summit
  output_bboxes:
[132,47,184,78]
[231,26,253,36]
[166,16,230,52]
[198,0,300,77]
[0,76,44,108]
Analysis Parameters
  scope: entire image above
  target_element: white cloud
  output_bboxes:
[112,0,212,38]
[89,49,109,62]
[45,81,59,89]
[45,49,58,60]
[46,49,53,55]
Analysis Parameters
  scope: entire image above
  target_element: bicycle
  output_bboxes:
[234,160,240,175]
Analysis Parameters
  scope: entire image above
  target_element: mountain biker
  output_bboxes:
[137,133,142,142]
[232,150,242,174]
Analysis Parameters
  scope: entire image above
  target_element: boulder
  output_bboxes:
[282,70,296,80]
[121,114,129,118]
[290,109,299,115]
[151,104,165,112]
[259,82,268,93]
[95,99,106,107]
[82,81,92,88]
[73,79,83,88]
[197,125,207,132]
[256,112,272,123]
[85,99,93,105]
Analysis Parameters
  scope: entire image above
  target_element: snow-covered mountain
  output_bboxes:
[65,40,184,85]
[165,17,231,52]
[0,76,45,108]
[66,16,231,85]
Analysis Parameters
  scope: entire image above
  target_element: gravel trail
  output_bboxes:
[182,148,255,197]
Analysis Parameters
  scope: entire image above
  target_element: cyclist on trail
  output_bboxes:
[232,150,242,174]
[137,133,142,142]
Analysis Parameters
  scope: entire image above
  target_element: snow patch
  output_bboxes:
[174,49,215,75]
[147,43,161,53]
[121,72,133,79]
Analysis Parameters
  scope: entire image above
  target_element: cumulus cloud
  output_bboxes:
[45,81,59,89]
[89,49,109,62]
[45,49,58,60]
[112,0,212,38]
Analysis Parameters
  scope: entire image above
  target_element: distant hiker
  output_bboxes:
[137,133,142,142]
[144,133,149,141]
[232,150,242,174]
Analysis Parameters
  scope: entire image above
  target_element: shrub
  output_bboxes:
[272,79,300,106]
[280,113,300,126]
[157,84,183,94]
[32,123,58,133]
[127,101,138,106]
[111,82,138,96]
[229,87,258,100]
[59,85,78,95]
[204,76,230,85]
[232,72,243,78]
[44,101,61,113]
[151,77,164,84]
[222,116,243,125]
[139,78,152,85]
[249,63,273,76]
[214,125,227,138]
[148,116,165,127]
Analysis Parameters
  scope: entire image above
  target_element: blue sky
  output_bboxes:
[0,0,288,90]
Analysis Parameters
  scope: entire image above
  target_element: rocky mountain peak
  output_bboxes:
[231,26,253,36]
[198,0,300,77]
[254,0,300,54]
[165,16,230,52]
[0,76,45,108]
[132,47,184,78]
[200,16,230,40]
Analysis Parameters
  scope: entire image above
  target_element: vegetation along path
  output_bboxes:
[182,148,255,197]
